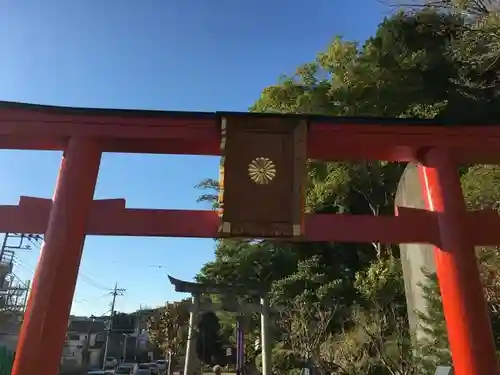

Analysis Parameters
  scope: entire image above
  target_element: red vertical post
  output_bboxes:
[419,148,498,375]
[12,138,102,375]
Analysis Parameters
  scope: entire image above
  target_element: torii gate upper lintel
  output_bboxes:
[167,274,268,297]
[0,101,497,375]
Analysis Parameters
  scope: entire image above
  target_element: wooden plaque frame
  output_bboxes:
[218,115,307,239]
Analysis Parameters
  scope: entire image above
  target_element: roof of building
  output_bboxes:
[67,319,106,334]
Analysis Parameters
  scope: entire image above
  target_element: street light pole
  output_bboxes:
[83,316,96,368]
[122,334,128,362]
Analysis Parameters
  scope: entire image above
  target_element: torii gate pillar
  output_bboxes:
[260,295,272,375]
[12,138,102,375]
[419,148,498,375]
[184,294,201,375]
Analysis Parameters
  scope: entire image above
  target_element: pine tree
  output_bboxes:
[415,270,452,372]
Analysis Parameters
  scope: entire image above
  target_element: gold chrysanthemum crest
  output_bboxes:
[248,157,276,185]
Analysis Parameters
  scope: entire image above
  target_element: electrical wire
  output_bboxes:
[13,255,112,293]
[6,237,156,315]
[12,258,110,309]
[2,236,116,316]
[14,235,112,291]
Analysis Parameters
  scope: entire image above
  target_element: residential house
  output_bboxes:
[61,317,106,368]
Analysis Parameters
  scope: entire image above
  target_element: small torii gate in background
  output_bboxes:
[0,101,500,375]
[168,275,272,375]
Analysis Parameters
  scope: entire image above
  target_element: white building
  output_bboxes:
[61,318,106,368]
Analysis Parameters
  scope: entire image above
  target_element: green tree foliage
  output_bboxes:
[147,300,191,357]
[355,257,406,312]
[462,164,500,211]
[197,239,297,291]
[191,3,500,374]
[195,178,220,209]
[414,271,451,372]
[196,311,226,366]
[461,164,500,348]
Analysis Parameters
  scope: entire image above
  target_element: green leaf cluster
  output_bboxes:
[147,299,191,357]
[189,3,500,374]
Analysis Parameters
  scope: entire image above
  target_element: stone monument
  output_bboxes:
[396,163,437,342]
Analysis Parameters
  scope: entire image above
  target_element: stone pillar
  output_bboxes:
[260,295,271,375]
[184,294,200,375]
[395,163,436,342]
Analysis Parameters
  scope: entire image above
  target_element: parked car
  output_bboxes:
[87,371,107,375]
[115,364,136,375]
[155,360,167,373]
[104,357,118,368]
[137,363,153,375]
[148,363,158,375]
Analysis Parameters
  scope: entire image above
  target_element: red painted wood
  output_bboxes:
[2,102,500,375]
[419,149,498,375]
[2,196,500,245]
[12,139,102,375]
[1,103,500,162]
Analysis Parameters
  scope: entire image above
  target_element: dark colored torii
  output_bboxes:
[168,275,272,375]
[168,275,266,298]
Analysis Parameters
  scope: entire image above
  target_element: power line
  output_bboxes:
[78,273,112,291]
[2,234,132,325]
[11,258,106,310]
[107,260,173,272]
[13,250,111,293]
[2,232,110,291]
[4,234,140,318]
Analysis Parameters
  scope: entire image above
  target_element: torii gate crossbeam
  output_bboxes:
[0,101,497,375]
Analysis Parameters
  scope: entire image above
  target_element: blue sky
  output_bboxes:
[0,0,388,316]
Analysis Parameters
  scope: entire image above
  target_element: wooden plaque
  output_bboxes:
[218,115,307,239]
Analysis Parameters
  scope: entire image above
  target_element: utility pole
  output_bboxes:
[134,305,141,361]
[83,315,96,368]
[122,333,129,362]
[0,233,10,290]
[0,233,9,260]
[102,283,125,368]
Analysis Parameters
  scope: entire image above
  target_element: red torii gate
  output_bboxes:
[1,101,499,375]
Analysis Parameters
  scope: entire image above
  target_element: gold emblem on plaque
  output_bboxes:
[248,157,276,185]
